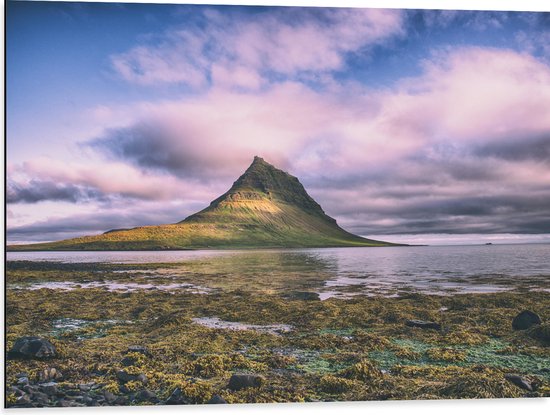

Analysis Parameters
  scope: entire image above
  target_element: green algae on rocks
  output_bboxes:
[5,260,550,407]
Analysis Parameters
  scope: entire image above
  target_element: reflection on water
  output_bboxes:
[9,280,211,294]
[7,244,550,297]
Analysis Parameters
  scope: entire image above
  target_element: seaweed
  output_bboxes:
[5,260,550,407]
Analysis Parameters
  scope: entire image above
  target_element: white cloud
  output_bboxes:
[110,7,404,88]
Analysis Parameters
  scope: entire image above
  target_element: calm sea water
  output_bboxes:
[7,245,550,298]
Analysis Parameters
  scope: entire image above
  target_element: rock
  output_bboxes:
[103,390,117,405]
[78,383,95,392]
[39,382,58,396]
[137,389,158,403]
[116,370,147,384]
[136,374,148,384]
[22,385,37,394]
[31,391,50,404]
[8,337,56,359]
[227,374,264,391]
[82,396,95,406]
[405,320,441,331]
[16,394,32,406]
[57,399,73,407]
[512,310,542,330]
[165,387,189,405]
[505,374,533,391]
[121,356,137,367]
[115,370,131,382]
[208,394,227,404]
[287,291,320,301]
[114,396,129,405]
[10,386,25,397]
[16,376,29,386]
[529,323,550,343]
[39,367,63,382]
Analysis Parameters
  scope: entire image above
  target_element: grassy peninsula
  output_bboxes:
[8,157,393,251]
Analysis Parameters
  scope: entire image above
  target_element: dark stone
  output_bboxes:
[22,385,36,394]
[505,374,533,391]
[405,320,441,331]
[82,396,95,406]
[10,386,25,397]
[207,394,227,404]
[57,399,73,407]
[39,382,58,395]
[287,291,320,301]
[136,374,148,384]
[16,394,32,406]
[114,396,129,405]
[103,390,117,404]
[227,374,264,391]
[8,337,56,359]
[121,356,137,367]
[116,370,147,384]
[137,389,158,402]
[529,323,550,343]
[165,387,189,405]
[512,310,542,330]
[31,391,50,404]
[78,383,93,392]
[16,376,29,386]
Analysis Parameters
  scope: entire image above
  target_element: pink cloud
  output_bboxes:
[389,47,550,143]
[110,8,404,87]
[11,157,223,202]
[96,47,550,185]
[111,33,210,86]
[11,45,550,237]
[211,63,264,90]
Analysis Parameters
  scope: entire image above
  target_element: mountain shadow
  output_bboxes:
[8,157,396,250]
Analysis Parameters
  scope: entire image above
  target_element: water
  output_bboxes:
[10,280,211,294]
[191,317,292,335]
[7,244,550,298]
[6,249,231,263]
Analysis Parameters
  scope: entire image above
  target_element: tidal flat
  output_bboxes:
[5,250,550,407]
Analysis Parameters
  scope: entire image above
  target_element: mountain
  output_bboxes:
[8,157,395,250]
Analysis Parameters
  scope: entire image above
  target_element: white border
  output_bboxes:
[6,0,550,11]
[2,0,549,414]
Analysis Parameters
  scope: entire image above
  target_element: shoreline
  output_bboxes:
[5,259,550,407]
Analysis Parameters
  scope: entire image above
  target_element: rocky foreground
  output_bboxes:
[5,260,550,407]
[6,309,550,408]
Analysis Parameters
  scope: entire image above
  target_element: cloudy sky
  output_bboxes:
[6,1,550,244]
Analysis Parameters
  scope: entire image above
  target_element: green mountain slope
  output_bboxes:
[8,157,395,250]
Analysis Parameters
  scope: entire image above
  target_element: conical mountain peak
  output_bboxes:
[232,156,297,192]
[197,156,330,219]
[8,156,393,250]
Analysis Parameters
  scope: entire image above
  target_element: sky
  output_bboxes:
[6,0,550,245]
